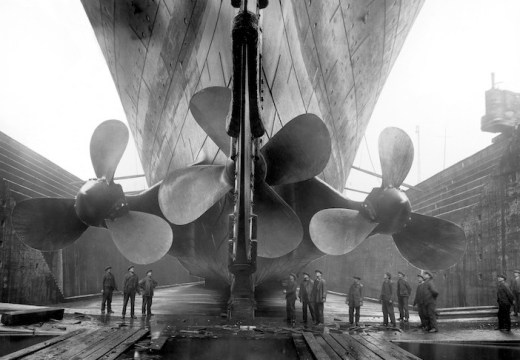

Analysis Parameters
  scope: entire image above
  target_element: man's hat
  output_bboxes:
[105,266,112,271]
[353,276,361,280]
[315,269,323,275]
[498,274,507,280]
[398,271,405,276]
[289,273,296,279]
[423,271,433,279]
[514,269,520,274]
[385,272,392,279]
[128,266,134,271]
[146,270,153,275]
[302,272,310,277]
[417,274,425,280]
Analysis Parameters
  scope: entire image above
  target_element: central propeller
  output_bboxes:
[158,86,331,258]
[12,120,173,264]
[310,127,467,270]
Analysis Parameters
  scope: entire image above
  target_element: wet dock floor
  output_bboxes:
[1,283,520,359]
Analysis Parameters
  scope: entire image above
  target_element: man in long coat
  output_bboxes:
[298,272,315,324]
[122,266,139,319]
[413,274,427,329]
[380,272,396,327]
[285,273,298,325]
[101,266,117,314]
[347,276,363,326]
[139,270,158,316]
[397,271,412,322]
[496,274,515,331]
[422,271,439,333]
[311,270,327,325]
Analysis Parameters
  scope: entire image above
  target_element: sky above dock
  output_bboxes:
[1,0,519,199]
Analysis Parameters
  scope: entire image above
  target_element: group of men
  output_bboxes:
[285,270,327,326]
[101,265,158,318]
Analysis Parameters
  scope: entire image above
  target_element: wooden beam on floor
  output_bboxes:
[329,333,381,360]
[315,336,342,360]
[302,332,331,360]
[321,334,349,360]
[291,334,314,360]
[1,308,64,326]
[361,335,422,360]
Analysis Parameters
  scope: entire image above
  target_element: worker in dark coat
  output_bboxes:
[380,272,396,327]
[101,266,117,314]
[413,274,427,329]
[422,271,439,333]
[298,272,315,324]
[511,270,520,316]
[311,270,327,325]
[139,270,158,316]
[397,271,412,322]
[496,274,515,331]
[122,266,140,319]
[284,273,298,325]
[347,276,363,326]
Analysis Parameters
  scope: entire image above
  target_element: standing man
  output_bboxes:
[397,271,412,322]
[496,274,515,332]
[122,266,139,319]
[139,270,158,316]
[413,274,426,330]
[285,273,297,326]
[380,272,396,328]
[311,270,327,325]
[422,271,439,333]
[298,272,315,324]
[511,270,520,317]
[101,266,117,314]
[347,276,363,327]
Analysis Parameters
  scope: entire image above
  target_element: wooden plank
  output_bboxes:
[361,335,422,360]
[24,327,116,360]
[321,334,349,360]
[329,333,381,360]
[350,334,403,360]
[292,334,314,360]
[149,325,175,351]
[316,336,342,360]
[99,329,149,360]
[1,308,64,326]
[74,329,140,360]
[302,332,331,360]
[0,329,87,360]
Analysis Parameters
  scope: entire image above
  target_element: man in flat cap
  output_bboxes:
[122,265,140,319]
[139,270,158,316]
[511,270,520,316]
[413,274,426,330]
[422,271,439,333]
[311,270,327,325]
[380,272,396,327]
[298,272,315,324]
[101,266,117,314]
[284,273,298,325]
[397,271,412,322]
[347,276,363,326]
[496,274,515,331]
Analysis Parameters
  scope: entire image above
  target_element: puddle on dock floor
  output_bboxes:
[0,335,55,357]
[396,341,520,360]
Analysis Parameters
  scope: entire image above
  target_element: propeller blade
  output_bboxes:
[189,86,232,155]
[11,198,88,251]
[106,211,173,264]
[90,120,129,182]
[158,165,233,225]
[261,114,331,186]
[309,208,377,255]
[378,127,414,188]
[254,181,303,258]
[393,213,467,270]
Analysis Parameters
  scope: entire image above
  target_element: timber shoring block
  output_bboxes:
[292,334,314,360]
[361,335,422,360]
[329,333,381,360]
[302,332,331,360]
[0,328,87,360]
[99,329,149,360]
[1,308,64,326]
[315,336,342,360]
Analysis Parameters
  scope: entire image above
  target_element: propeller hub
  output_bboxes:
[75,179,128,227]
[362,187,411,234]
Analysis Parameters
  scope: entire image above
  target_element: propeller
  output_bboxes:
[11,120,173,264]
[310,127,467,270]
[158,86,331,257]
